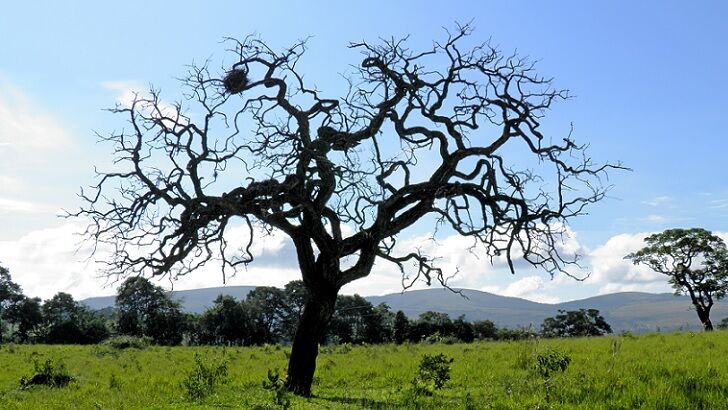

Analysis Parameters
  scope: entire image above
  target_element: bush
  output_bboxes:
[411,353,454,395]
[20,358,74,389]
[181,352,229,401]
[262,368,291,409]
[534,348,571,402]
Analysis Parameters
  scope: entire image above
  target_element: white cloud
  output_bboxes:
[0,219,703,304]
[0,81,71,153]
[0,220,310,301]
[0,197,58,214]
[481,275,562,304]
[583,232,670,294]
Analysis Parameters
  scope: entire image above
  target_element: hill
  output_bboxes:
[82,286,728,332]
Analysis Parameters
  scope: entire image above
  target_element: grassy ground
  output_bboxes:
[1,331,727,409]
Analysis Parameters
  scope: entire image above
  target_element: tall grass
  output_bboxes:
[0,331,726,408]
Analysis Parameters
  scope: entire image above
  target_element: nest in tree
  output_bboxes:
[223,69,248,94]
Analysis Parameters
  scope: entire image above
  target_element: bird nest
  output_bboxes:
[223,69,248,94]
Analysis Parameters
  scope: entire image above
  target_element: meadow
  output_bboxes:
[0,331,727,409]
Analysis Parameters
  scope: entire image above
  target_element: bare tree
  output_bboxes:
[74,25,620,396]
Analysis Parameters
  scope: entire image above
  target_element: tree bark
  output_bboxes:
[697,307,713,331]
[285,287,338,397]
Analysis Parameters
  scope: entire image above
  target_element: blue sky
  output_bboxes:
[1,1,727,302]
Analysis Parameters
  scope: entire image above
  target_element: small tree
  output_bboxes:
[540,308,612,337]
[626,228,728,331]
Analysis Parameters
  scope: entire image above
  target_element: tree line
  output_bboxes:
[1,267,614,346]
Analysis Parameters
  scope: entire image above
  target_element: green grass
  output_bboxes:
[1,331,728,408]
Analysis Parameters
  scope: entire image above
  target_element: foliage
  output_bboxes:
[115,277,186,344]
[411,353,454,395]
[0,265,23,343]
[541,308,612,337]
[626,228,728,331]
[718,317,728,330]
[262,368,291,409]
[19,358,74,389]
[534,348,571,402]
[41,292,109,344]
[181,352,229,401]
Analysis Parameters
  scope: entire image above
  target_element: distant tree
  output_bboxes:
[717,317,728,330]
[75,25,620,395]
[392,310,409,344]
[199,295,249,345]
[115,277,184,344]
[363,303,394,344]
[0,265,23,343]
[6,296,42,342]
[541,309,612,338]
[626,228,728,331]
[41,292,109,344]
[472,320,498,340]
[453,315,475,343]
[327,294,373,344]
[409,311,454,342]
[245,287,287,344]
[280,281,310,342]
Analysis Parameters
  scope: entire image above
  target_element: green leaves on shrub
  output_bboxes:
[534,348,571,402]
[181,352,229,401]
[262,368,291,409]
[411,353,454,395]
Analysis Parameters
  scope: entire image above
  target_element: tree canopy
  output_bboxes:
[541,309,612,338]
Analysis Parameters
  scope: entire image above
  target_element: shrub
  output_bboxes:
[262,368,291,409]
[411,353,454,395]
[534,348,571,402]
[181,353,229,401]
[20,358,74,389]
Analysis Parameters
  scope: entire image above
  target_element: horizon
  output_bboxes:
[2,1,728,303]
[78,282,681,307]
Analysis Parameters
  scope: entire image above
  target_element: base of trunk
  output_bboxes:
[285,290,337,397]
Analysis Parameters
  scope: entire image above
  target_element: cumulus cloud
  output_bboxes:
[0,217,703,303]
[0,222,301,301]
[0,197,58,215]
[481,275,562,304]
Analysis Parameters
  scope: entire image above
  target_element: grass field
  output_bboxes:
[1,331,727,409]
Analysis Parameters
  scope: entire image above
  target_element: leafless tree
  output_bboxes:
[74,24,621,395]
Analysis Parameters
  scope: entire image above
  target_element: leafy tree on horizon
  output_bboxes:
[541,308,612,338]
[115,277,185,344]
[626,228,728,331]
[74,24,620,395]
[0,264,23,343]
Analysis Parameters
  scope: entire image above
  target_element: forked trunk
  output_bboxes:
[285,289,338,396]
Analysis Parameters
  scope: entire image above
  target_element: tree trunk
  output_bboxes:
[285,288,337,397]
[697,307,713,332]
